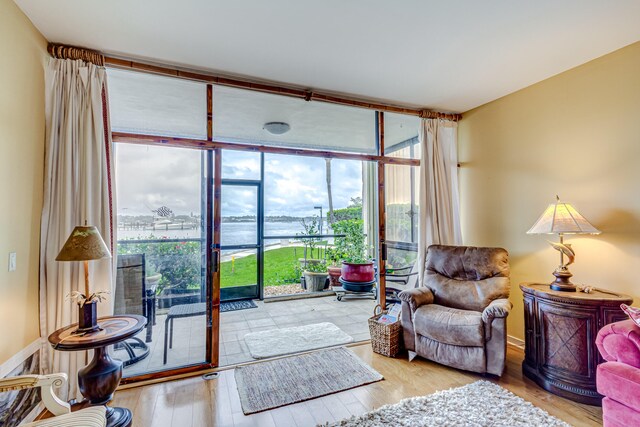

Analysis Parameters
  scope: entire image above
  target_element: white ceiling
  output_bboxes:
[15,0,640,112]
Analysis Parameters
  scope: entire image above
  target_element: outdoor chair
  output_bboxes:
[114,253,155,366]
[385,261,419,306]
[163,302,207,364]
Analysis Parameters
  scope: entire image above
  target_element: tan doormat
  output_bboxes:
[243,322,354,359]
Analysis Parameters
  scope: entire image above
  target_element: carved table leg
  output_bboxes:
[78,346,132,427]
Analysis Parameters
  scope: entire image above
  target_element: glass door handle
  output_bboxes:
[212,250,220,273]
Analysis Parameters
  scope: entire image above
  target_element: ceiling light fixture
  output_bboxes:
[263,122,290,135]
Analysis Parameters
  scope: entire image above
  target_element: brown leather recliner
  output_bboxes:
[399,244,511,376]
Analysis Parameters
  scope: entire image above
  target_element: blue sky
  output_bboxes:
[116,144,363,218]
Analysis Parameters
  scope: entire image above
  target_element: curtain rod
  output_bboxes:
[104,56,461,121]
[47,42,461,121]
[48,43,104,66]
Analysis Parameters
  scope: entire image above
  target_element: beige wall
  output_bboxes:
[459,42,640,340]
[0,0,47,364]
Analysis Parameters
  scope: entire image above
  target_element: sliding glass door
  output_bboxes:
[114,143,212,378]
[220,180,263,301]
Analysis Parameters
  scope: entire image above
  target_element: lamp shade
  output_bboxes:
[56,225,112,261]
[527,199,601,235]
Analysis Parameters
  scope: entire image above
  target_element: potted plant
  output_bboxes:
[333,219,375,291]
[297,216,323,270]
[326,246,344,288]
[68,290,110,333]
[145,272,162,290]
[303,260,328,292]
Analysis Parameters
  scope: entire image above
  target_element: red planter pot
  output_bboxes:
[341,261,375,283]
[327,266,342,288]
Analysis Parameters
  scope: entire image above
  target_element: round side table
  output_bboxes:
[48,315,146,427]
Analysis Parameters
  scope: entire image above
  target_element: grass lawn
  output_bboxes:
[221,246,314,288]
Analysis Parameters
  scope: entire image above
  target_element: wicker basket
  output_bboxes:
[368,304,402,357]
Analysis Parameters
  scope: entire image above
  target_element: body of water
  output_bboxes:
[118,221,319,248]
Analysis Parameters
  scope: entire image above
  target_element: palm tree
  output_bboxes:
[325,158,335,225]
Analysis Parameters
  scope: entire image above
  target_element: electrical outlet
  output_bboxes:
[8,252,16,272]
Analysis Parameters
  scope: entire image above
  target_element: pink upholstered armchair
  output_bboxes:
[596,319,640,427]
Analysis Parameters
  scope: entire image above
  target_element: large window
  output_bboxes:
[384,113,420,268]
[213,85,377,154]
[385,164,419,268]
[384,113,421,160]
[108,68,207,138]
[107,67,424,379]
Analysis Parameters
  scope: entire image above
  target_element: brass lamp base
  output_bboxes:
[550,269,577,292]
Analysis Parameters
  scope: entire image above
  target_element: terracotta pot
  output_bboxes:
[327,266,342,288]
[341,261,375,282]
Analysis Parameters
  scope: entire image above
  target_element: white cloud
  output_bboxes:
[116,144,363,218]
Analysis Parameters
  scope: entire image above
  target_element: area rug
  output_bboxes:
[243,322,354,359]
[220,300,257,312]
[235,347,382,414]
[322,380,571,427]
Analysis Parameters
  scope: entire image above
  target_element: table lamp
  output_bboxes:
[56,224,111,332]
[527,196,601,292]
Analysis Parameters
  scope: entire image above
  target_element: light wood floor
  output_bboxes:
[111,343,603,427]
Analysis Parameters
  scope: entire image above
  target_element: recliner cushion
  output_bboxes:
[413,304,485,347]
[424,245,510,312]
[415,334,486,373]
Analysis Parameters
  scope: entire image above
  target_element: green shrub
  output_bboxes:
[118,237,203,295]
[330,206,362,222]
[331,219,369,264]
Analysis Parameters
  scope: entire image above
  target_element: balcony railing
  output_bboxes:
[116,233,349,307]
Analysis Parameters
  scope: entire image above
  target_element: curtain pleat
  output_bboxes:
[417,118,462,283]
[40,59,115,400]
[362,161,378,259]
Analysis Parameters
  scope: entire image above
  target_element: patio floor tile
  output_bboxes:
[247,318,277,328]
[119,294,375,376]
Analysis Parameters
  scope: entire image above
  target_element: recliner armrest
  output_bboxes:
[482,298,512,323]
[398,287,434,312]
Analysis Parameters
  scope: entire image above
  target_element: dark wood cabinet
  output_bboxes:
[520,283,632,405]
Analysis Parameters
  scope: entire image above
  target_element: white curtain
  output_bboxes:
[417,118,462,282]
[362,161,378,259]
[40,59,116,400]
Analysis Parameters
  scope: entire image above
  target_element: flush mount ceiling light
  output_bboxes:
[263,122,290,135]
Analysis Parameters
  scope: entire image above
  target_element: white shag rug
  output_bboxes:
[244,322,354,359]
[322,380,572,427]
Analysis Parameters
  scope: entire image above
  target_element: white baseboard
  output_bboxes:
[507,334,525,350]
[0,338,45,424]
[0,338,43,377]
